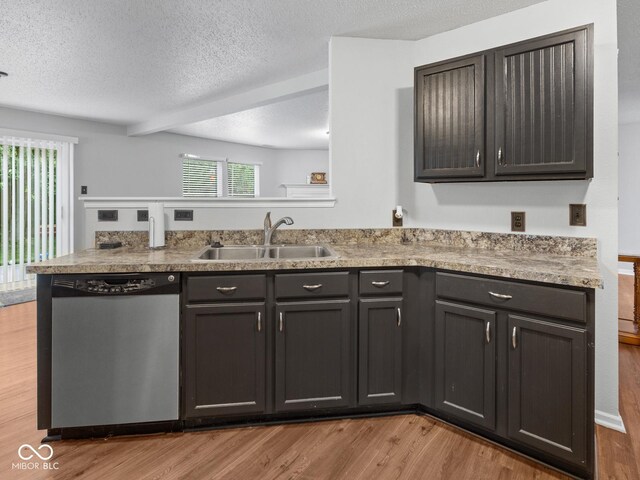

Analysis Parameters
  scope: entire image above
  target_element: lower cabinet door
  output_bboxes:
[275,300,352,412]
[358,298,403,405]
[184,304,266,418]
[434,300,497,430]
[508,314,587,466]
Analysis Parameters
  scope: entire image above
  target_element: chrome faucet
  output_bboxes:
[263,212,294,246]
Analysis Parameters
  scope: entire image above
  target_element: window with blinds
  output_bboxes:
[227,162,258,197]
[0,134,75,288]
[181,159,259,198]
[182,158,222,197]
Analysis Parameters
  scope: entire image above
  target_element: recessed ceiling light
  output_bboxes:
[0,72,8,78]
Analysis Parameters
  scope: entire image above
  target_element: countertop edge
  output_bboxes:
[26,256,603,289]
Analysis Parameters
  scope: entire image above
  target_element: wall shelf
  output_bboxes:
[281,184,331,198]
[79,196,336,209]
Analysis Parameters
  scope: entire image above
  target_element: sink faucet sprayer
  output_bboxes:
[263,212,294,246]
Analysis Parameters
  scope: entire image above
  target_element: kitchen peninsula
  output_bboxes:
[29,228,600,479]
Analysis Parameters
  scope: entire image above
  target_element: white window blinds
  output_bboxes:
[181,158,259,198]
[0,135,74,288]
[227,162,259,197]
[182,158,222,197]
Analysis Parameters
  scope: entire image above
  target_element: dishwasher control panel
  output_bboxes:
[51,273,180,296]
[78,278,156,294]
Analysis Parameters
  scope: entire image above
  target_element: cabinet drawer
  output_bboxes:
[359,270,403,296]
[187,275,266,303]
[436,273,586,323]
[275,272,349,300]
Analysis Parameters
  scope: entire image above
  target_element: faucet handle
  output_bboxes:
[264,211,272,230]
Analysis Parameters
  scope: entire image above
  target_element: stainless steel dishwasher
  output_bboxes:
[50,273,180,428]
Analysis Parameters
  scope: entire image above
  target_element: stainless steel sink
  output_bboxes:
[192,244,337,261]
[194,246,267,261]
[267,245,335,259]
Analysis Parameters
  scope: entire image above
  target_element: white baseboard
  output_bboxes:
[595,410,626,433]
[619,268,634,276]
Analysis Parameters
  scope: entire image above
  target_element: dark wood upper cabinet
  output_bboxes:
[508,314,587,467]
[415,25,593,183]
[183,303,266,418]
[495,28,590,177]
[358,298,403,405]
[274,300,352,412]
[434,300,497,431]
[415,55,485,180]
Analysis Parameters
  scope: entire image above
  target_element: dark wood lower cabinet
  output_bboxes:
[274,300,352,412]
[184,303,266,418]
[358,298,403,405]
[175,271,593,479]
[508,314,588,466]
[434,300,497,430]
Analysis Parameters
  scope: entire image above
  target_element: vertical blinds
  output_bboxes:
[0,136,74,288]
[182,159,258,197]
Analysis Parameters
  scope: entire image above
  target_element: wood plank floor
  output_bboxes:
[0,301,636,479]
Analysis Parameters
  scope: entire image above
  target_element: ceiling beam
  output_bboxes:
[127,69,328,136]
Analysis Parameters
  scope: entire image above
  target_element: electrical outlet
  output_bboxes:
[570,204,587,226]
[511,212,525,232]
[98,210,118,222]
[174,209,194,221]
[81,186,87,195]
[392,209,403,227]
[137,210,149,222]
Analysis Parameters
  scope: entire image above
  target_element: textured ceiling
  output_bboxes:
[171,89,329,149]
[0,0,544,127]
[618,0,640,124]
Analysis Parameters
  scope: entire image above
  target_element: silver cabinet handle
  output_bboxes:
[486,321,491,344]
[512,326,517,349]
[497,147,504,166]
[371,281,390,288]
[489,291,512,300]
[216,286,238,294]
[279,312,284,332]
[257,312,262,332]
[397,307,402,327]
[302,284,322,291]
[475,149,481,168]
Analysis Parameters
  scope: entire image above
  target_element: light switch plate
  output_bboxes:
[570,204,587,226]
[511,212,525,232]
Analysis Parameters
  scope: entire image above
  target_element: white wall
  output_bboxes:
[618,122,639,275]
[262,149,329,197]
[274,149,329,189]
[619,122,640,254]
[329,0,620,424]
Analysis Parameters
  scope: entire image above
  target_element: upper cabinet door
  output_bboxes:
[415,54,485,180]
[494,27,591,177]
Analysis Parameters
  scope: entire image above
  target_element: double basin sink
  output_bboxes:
[192,244,337,261]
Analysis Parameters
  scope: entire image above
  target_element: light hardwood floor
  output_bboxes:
[0,301,636,479]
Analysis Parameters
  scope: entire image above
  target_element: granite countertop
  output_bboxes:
[25,242,602,289]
